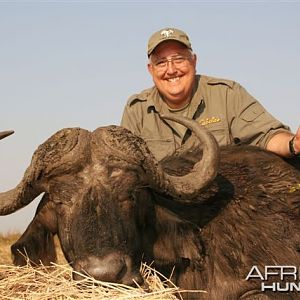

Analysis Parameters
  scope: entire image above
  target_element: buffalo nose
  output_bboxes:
[72,252,143,286]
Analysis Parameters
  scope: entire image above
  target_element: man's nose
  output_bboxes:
[166,60,177,74]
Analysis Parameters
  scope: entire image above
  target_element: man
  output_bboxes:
[121,27,300,161]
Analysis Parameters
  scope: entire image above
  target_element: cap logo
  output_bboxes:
[160,29,174,38]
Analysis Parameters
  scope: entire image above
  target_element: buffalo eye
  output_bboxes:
[109,167,124,178]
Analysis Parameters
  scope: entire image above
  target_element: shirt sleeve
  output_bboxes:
[229,83,290,148]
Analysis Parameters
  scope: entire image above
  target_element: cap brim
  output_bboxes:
[148,38,191,56]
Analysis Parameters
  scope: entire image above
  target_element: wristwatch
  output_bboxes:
[289,136,300,157]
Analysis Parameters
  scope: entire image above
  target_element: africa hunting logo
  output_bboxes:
[160,29,174,38]
[246,265,300,292]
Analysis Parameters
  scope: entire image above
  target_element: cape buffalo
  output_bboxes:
[1,116,300,299]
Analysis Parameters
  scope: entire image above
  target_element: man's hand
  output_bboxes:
[266,129,300,158]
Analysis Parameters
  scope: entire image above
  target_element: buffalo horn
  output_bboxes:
[0,128,89,215]
[143,114,220,201]
[0,130,14,140]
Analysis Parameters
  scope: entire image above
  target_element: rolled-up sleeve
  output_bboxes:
[229,83,290,148]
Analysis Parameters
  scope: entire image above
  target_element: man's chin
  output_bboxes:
[164,96,188,108]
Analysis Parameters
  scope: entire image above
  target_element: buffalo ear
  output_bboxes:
[12,223,57,266]
[12,219,57,266]
[12,194,58,266]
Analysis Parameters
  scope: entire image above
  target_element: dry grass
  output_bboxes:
[0,262,181,300]
[0,233,202,300]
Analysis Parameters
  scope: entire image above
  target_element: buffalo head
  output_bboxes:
[0,115,219,287]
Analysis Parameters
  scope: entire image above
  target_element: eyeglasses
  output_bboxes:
[151,55,191,72]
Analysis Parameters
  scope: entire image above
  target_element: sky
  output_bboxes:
[0,1,299,233]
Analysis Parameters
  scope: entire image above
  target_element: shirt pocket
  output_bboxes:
[240,102,265,122]
[144,138,175,161]
[204,122,229,146]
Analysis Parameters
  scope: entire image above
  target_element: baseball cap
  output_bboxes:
[147,27,192,57]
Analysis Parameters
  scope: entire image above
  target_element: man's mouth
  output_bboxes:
[167,76,180,83]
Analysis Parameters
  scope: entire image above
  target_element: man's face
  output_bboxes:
[148,40,197,109]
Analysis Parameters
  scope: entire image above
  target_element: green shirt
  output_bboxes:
[121,75,290,161]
